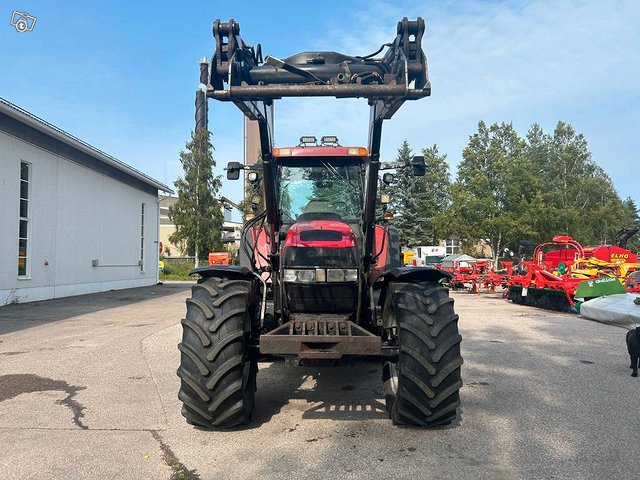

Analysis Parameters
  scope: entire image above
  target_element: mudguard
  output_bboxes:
[375,266,451,285]
[190,265,255,281]
[372,266,452,314]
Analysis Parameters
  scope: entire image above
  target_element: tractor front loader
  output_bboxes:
[177,18,463,428]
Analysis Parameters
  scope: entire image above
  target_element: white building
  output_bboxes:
[158,195,243,256]
[0,98,172,305]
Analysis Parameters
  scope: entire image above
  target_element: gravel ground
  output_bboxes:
[0,283,637,480]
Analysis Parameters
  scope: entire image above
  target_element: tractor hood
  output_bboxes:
[282,220,359,269]
[284,221,356,249]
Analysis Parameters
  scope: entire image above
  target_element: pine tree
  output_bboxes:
[620,197,640,251]
[169,129,223,266]
[415,145,452,245]
[388,141,452,247]
[388,141,419,245]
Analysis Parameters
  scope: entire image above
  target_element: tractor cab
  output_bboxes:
[275,137,366,232]
[273,138,366,316]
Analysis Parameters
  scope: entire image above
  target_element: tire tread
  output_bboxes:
[177,276,256,429]
[385,281,463,427]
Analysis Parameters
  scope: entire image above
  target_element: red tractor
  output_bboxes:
[177,18,463,428]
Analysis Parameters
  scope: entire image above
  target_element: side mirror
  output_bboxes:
[226,161,244,180]
[411,156,425,176]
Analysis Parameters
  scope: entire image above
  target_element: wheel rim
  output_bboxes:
[382,360,398,413]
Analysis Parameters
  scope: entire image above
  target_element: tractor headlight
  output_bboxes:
[283,268,357,283]
[344,269,358,282]
[297,270,316,282]
[283,269,297,282]
[283,269,316,283]
[326,269,358,282]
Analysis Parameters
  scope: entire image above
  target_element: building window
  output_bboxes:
[18,162,30,277]
[140,203,145,271]
[445,238,461,256]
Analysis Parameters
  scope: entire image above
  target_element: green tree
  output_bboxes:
[415,145,452,244]
[388,141,419,245]
[449,121,539,265]
[169,129,223,265]
[387,141,452,246]
[524,121,625,245]
[523,123,555,243]
[442,120,627,261]
[620,197,640,251]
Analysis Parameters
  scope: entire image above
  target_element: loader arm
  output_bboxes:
[196,17,430,271]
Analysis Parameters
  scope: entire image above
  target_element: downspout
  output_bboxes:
[156,196,161,284]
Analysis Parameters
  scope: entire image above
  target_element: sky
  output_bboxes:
[2,0,639,222]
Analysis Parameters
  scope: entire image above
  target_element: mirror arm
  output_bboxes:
[224,163,246,173]
[379,161,404,171]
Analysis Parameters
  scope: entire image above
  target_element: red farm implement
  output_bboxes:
[507,235,639,312]
[442,258,513,294]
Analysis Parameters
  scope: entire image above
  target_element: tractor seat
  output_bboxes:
[297,199,342,222]
[297,212,343,222]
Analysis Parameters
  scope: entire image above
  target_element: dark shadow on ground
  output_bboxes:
[0,282,192,335]
[248,357,387,428]
[0,373,87,429]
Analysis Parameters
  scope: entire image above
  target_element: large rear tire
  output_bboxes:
[177,277,257,428]
[382,281,463,427]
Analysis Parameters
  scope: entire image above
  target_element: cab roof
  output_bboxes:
[273,146,368,158]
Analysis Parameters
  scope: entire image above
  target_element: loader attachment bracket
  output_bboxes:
[206,17,430,108]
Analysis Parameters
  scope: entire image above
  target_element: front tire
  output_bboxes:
[382,281,463,426]
[177,277,257,428]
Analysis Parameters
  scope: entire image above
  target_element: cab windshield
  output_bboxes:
[277,161,363,223]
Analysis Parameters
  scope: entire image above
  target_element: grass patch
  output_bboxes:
[160,261,197,281]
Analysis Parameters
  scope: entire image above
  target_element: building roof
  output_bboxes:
[0,97,172,193]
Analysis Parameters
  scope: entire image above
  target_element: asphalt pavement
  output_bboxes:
[0,283,637,479]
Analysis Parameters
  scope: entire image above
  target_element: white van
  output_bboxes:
[412,246,446,266]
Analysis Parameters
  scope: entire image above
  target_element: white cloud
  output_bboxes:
[263,0,640,200]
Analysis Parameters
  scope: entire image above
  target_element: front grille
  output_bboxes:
[299,230,343,242]
[283,246,357,268]
[285,283,358,313]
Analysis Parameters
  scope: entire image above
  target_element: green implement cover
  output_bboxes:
[575,277,627,300]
